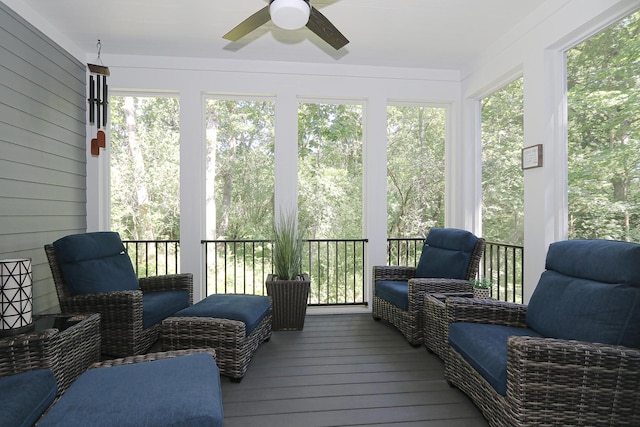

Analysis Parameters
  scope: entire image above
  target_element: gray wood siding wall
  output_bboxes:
[0,1,86,314]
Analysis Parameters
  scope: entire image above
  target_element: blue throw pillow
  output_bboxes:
[53,232,140,296]
[415,228,478,279]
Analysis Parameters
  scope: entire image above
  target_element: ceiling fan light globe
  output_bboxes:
[270,0,311,30]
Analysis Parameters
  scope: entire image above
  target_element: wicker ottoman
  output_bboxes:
[161,294,272,382]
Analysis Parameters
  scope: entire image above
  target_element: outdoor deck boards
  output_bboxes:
[220,313,488,426]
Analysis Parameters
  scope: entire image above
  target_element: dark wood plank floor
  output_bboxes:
[220,313,488,426]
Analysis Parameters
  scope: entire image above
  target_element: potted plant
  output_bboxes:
[471,277,492,299]
[265,210,311,330]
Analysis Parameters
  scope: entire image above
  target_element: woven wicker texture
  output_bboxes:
[0,313,100,393]
[161,312,272,381]
[91,348,216,368]
[444,297,640,426]
[266,275,310,330]
[45,244,194,357]
[372,237,485,345]
[423,292,472,359]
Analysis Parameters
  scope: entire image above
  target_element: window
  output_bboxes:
[204,98,276,240]
[298,101,365,305]
[298,101,364,239]
[203,97,275,295]
[480,79,524,245]
[566,11,640,240]
[387,104,446,237]
[110,95,180,241]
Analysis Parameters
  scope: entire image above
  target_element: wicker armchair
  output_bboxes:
[444,239,640,426]
[372,228,485,345]
[45,232,193,357]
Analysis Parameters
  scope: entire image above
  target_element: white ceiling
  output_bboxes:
[19,0,548,70]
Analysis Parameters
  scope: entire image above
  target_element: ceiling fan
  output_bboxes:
[223,0,349,50]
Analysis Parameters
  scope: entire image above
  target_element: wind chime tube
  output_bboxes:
[96,73,101,129]
[102,75,108,127]
[89,75,95,124]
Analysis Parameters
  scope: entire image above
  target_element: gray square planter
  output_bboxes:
[265,274,310,331]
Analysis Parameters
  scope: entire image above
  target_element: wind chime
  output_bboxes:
[87,40,110,156]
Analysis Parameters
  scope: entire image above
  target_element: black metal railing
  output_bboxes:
[387,238,424,267]
[387,237,524,303]
[123,237,523,305]
[202,239,368,306]
[122,239,180,277]
[305,239,367,306]
[481,242,524,303]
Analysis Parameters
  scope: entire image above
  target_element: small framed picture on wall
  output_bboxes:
[522,144,543,169]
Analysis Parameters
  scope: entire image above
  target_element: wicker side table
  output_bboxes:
[0,313,100,393]
[423,293,472,360]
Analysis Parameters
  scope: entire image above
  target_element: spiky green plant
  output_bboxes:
[273,211,304,280]
[470,277,491,289]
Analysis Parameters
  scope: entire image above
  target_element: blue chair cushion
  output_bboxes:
[545,239,640,286]
[53,232,139,296]
[374,280,408,310]
[0,369,57,427]
[527,270,640,348]
[143,291,191,329]
[449,322,543,395]
[415,228,479,279]
[173,294,271,336]
[38,353,224,427]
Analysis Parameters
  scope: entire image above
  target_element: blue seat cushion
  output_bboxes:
[143,291,190,329]
[38,353,223,427]
[0,369,57,427]
[449,322,543,395]
[415,228,478,279]
[374,280,408,310]
[53,232,139,295]
[173,294,271,336]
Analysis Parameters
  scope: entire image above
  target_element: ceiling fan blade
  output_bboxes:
[306,6,349,50]
[223,6,271,42]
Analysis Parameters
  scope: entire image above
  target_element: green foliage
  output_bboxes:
[298,102,363,239]
[567,11,640,240]
[470,277,491,290]
[481,79,525,246]
[387,106,446,237]
[110,96,180,240]
[206,99,275,240]
[481,11,640,245]
[273,211,305,280]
